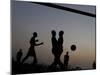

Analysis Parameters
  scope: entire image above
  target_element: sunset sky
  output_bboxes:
[12,1,96,69]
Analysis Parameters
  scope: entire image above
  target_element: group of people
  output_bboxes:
[16,30,69,70]
[50,30,69,69]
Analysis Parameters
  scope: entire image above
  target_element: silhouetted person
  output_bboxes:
[57,31,64,69]
[49,30,58,69]
[93,61,96,69]
[58,31,64,57]
[51,30,58,57]
[16,49,23,64]
[64,51,69,70]
[22,32,43,64]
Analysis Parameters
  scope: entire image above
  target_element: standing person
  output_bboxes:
[16,49,23,64]
[58,31,64,58]
[57,30,64,69]
[64,51,69,70]
[22,32,43,64]
[50,30,58,67]
[51,30,58,58]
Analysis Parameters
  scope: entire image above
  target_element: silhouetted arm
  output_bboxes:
[35,42,43,46]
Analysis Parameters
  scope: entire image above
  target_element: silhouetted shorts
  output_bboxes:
[27,46,36,56]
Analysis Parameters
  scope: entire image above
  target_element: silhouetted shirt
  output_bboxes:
[52,36,58,49]
[27,37,36,55]
[58,36,63,49]
[64,54,69,64]
[30,37,36,47]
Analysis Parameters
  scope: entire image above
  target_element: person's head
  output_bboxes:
[33,32,37,37]
[59,30,64,37]
[51,30,56,37]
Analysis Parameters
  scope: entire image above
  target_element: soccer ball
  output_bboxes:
[71,45,76,51]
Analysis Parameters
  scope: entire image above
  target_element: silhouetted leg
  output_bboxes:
[32,50,37,64]
[64,63,68,70]
[22,55,29,64]
[57,53,64,70]
[48,56,58,71]
[58,60,64,70]
[51,57,58,66]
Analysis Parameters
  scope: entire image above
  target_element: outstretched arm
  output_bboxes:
[35,42,43,46]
